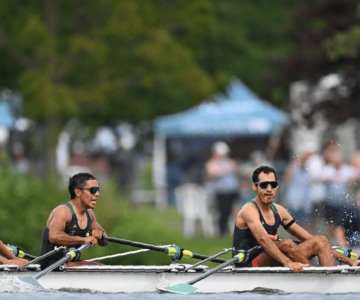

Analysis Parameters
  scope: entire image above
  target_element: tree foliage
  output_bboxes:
[0,0,299,128]
[275,0,360,124]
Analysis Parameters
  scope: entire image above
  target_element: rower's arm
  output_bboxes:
[333,250,360,266]
[89,210,107,246]
[0,240,17,260]
[48,206,97,246]
[277,205,312,241]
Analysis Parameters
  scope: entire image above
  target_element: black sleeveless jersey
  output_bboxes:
[40,202,91,268]
[232,201,282,253]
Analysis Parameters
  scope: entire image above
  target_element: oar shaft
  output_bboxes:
[191,253,226,263]
[105,236,227,263]
[185,248,232,271]
[33,253,72,280]
[23,253,37,260]
[187,256,238,285]
[105,236,167,253]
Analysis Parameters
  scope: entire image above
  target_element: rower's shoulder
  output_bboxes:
[238,201,258,217]
[241,201,256,210]
[273,203,290,216]
[51,203,72,216]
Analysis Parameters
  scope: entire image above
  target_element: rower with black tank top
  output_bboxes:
[232,165,360,272]
[40,172,107,269]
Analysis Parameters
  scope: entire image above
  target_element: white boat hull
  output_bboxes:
[2,264,360,294]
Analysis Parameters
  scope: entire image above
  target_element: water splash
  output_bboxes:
[0,274,41,293]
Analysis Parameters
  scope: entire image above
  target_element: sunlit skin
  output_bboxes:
[0,241,27,266]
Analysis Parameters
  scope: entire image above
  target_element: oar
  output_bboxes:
[158,246,262,294]
[19,246,66,270]
[184,247,233,271]
[332,246,359,260]
[6,244,36,260]
[105,236,227,263]
[20,243,91,288]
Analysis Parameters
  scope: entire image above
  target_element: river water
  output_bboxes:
[1,291,360,300]
[1,272,360,300]
[1,283,360,300]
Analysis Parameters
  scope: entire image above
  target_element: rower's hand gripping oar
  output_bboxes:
[158,245,262,294]
[20,243,92,288]
[104,235,227,263]
[6,244,36,260]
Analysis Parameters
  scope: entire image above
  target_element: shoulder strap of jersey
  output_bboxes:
[64,202,75,216]
[270,203,279,216]
[251,200,260,212]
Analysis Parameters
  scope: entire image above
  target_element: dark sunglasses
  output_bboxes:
[255,181,279,189]
[79,186,100,194]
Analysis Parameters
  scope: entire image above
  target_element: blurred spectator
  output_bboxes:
[205,141,240,236]
[323,150,358,236]
[283,149,313,227]
[306,140,337,233]
[11,142,30,174]
[241,150,271,180]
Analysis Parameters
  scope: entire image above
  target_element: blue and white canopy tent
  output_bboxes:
[153,79,290,207]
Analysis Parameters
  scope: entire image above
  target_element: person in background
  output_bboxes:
[205,141,240,236]
[40,172,107,269]
[322,151,359,237]
[306,140,337,234]
[0,240,27,266]
[233,165,360,273]
[282,148,313,228]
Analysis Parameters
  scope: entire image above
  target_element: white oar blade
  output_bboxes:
[19,276,43,288]
[157,283,197,294]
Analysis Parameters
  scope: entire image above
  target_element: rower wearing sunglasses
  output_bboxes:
[233,165,360,273]
[40,172,107,269]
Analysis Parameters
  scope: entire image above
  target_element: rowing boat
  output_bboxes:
[2,264,360,293]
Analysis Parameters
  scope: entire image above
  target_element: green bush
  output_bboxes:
[0,168,233,265]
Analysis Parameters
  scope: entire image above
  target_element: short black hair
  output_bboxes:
[252,165,277,183]
[68,173,97,199]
